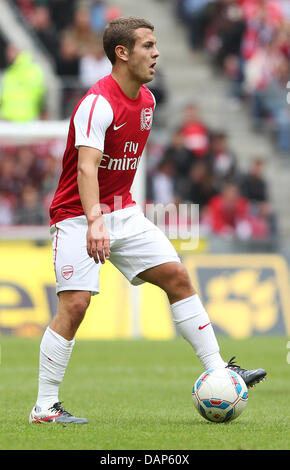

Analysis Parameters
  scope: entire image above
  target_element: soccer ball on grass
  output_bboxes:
[192,368,248,423]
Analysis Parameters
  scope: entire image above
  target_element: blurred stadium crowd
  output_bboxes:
[0,0,288,243]
[176,0,290,151]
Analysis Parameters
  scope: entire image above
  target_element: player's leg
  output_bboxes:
[29,290,91,424]
[50,290,90,340]
[108,212,226,371]
[109,209,266,387]
[138,261,266,386]
[138,262,266,386]
[137,261,227,371]
[37,290,90,408]
[30,216,101,424]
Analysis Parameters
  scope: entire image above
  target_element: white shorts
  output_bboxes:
[50,205,181,295]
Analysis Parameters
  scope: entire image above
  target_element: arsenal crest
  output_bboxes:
[61,265,74,280]
[140,107,153,131]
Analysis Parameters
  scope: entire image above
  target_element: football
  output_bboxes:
[192,368,248,423]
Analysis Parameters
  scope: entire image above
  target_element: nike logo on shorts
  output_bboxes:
[198,322,211,330]
[113,122,127,131]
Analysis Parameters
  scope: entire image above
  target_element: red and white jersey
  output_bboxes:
[50,74,155,225]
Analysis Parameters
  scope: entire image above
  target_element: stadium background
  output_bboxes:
[0,0,290,341]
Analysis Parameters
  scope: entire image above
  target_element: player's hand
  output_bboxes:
[87,216,110,264]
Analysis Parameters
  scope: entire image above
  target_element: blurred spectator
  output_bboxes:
[262,59,290,152]
[63,7,99,57]
[239,157,277,235]
[106,4,123,23]
[205,0,246,67]
[244,37,285,100]
[240,158,268,203]
[40,154,61,197]
[90,0,108,33]
[49,0,76,32]
[178,0,215,50]
[146,140,167,179]
[239,1,280,62]
[244,37,288,137]
[202,181,269,239]
[30,6,59,61]
[208,130,238,187]
[0,44,45,121]
[14,145,43,187]
[0,156,22,200]
[180,103,210,158]
[186,160,218,212]
[223,53,244,100]
[55,33,82,118]
[160,128,195,198]
[0,34,7,69]
[14,0,36,24]
[151,157,178,205]
[89,0,122,33]
[79,40,112,90]
[55,33,80,78]
[0,191,13,226]
[13,184,45,225]
[275,22,290,62]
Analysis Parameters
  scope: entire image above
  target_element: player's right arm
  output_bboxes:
[73,93,114,264]
[77,146,110,264]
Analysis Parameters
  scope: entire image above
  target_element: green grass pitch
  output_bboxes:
[0,335,289,450]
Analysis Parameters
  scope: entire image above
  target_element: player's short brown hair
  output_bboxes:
[103,16,154,64]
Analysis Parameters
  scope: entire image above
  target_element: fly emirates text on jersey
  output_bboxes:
[99,141,141,171]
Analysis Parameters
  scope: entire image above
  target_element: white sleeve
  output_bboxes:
[74,94,113,152]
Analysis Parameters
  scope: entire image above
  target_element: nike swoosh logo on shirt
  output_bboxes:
[113,122,127,131]
[198,322,211,330]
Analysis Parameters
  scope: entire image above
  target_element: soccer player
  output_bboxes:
[29,17,266,424]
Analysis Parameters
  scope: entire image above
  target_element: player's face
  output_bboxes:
[127,28,159,84]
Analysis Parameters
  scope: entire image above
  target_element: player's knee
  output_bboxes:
[59,291,90,331]
[174,265,192,290]
[164,264,193,295]
[62,292,91,329]
[69,295,90,317]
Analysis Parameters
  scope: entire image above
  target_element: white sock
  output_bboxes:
[36,326,75,409]
[170,294,226,370]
